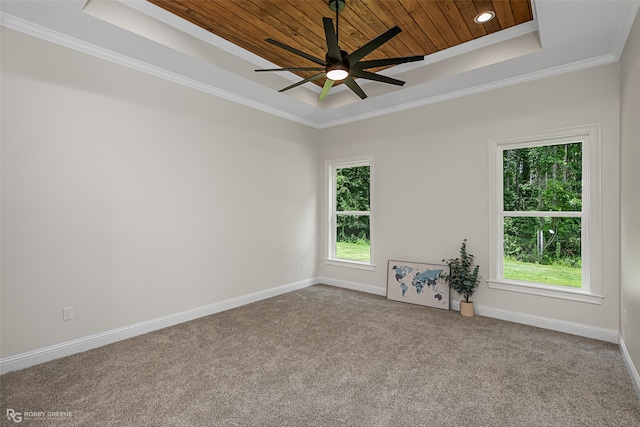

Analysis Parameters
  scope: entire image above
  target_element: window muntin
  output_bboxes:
[488,125,602,304]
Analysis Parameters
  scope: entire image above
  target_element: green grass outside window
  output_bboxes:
[503,258,581,288]
[336,241,370,262]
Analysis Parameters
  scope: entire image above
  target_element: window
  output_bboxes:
[326,156,374,270]
[488,125,602,304]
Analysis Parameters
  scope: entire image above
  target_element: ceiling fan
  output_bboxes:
[255,0,425,101]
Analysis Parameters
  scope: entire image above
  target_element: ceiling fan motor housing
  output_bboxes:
[325,50,350,69]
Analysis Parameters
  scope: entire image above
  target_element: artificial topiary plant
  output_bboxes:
[440,239,480,303]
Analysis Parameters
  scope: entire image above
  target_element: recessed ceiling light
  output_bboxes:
[474,11,495,24]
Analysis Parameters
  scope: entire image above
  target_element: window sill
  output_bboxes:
[487,279,604,304]
[324,258,376,271]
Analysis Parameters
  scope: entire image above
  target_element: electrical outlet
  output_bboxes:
[623,309,627,324]
[300,261,305,270]
[63,307,74,321]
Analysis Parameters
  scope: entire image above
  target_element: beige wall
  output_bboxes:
[319,63,621,331]
[0,17,633,375]
[620,11,640,380]
[0,29,319,357]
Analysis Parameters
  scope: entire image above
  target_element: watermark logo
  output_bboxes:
[6,408,73,423]
[6,409,22,423]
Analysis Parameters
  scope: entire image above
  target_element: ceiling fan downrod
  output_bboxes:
[329,0,345,45]
[321,0,349,82]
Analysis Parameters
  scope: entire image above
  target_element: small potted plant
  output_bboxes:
[440,239,480,317]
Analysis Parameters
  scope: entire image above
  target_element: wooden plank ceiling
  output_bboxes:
[147,0,533,87]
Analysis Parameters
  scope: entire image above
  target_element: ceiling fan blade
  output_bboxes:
[345,26,402,65]
[323,17,341,61]
[351,70,405,86]
[265,38,326,66]
[344,76,367,99]
[355,55,424,70]
[256,67,326,72]
[318,79,335,101]
[278,72,326,93]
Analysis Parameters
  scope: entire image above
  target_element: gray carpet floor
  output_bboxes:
[1,285,639,426]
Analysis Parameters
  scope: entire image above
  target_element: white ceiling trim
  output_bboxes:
[0,12,320,128]
[611,1,640,59]
[316,54,618,129]
[2,1,638,129]
[0,10,621,130]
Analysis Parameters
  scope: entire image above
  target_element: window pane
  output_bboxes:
[336,214,370,262]
[503,216,581,287]
[503,143,582,211]
[336,166,370,211]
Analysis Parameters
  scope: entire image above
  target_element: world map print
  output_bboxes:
[386,261,449,310]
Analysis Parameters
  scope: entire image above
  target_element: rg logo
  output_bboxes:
[6,409,22,423]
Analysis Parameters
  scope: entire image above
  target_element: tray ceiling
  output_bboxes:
[1,1,638,128]
[147,0,533,87]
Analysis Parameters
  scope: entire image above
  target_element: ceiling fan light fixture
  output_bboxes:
[326,64,349,81]
[474,11,495,24]
[256,0,424,100]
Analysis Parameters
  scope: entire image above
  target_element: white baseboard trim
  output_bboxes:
[318,276,387,296]
[0,278,316,375]
[620,335,640,399]
[1,278,624,375]
[448,300,619,343]
[320,276,618,343]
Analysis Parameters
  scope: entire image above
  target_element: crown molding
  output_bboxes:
[611,0,640,59]
[0,3,628,130]
[316,54,618,129]
[0,12,320,128]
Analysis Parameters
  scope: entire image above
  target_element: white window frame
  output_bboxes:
[488,124,603,304]
[325,155,375,271]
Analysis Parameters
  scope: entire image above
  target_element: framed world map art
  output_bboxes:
[387,260,450,310]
